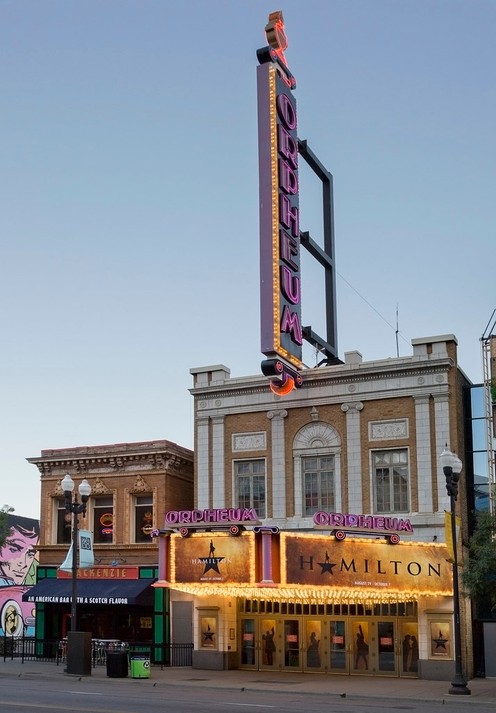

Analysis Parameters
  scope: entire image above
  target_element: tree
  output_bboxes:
[462,510,496,613]
[0,510,10,551]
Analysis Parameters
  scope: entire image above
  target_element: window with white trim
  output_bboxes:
[235,459,266,518]
[293,422,342,518]
[134,494,153,543]
[373,449,409,513]
[92,496,114,544]
[303,455,335,516]
[56,498,72,544]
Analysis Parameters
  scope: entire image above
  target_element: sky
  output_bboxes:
[1,1,495,519]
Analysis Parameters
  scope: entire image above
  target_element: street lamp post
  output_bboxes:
[440,447,471,696]
[61,473,91,674]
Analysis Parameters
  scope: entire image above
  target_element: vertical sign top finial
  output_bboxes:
[265,11,289,67]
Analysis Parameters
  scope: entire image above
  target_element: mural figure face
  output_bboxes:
[0,524,38,584]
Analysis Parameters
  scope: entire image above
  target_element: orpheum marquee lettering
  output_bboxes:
[313,511,414,534]
[164,508,259,526]
[258,11,303,396]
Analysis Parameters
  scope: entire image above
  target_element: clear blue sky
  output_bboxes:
[1,1,495,518]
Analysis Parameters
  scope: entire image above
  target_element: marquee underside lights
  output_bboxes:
[163,582,452,606]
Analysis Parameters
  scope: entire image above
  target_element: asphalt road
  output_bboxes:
[0,675,491,713]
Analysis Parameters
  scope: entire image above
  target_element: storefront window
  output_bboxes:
[56,498,72,544]
[134,494,153,543]
[303,456,335,516]
[93,496,114,544]
[235,460,266,518]
[373,449,409,513]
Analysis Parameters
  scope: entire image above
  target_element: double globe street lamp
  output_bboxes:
[439,447,470,696]
[61,473,92,675]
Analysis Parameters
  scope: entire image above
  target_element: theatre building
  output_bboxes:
[154,335,474,680]
[25,440,193,651]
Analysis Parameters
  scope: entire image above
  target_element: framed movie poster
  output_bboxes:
[429,621,452,659]
[199,615,217,649]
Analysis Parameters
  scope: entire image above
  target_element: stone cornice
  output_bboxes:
[28,447,193,477]
[193,361,452,407]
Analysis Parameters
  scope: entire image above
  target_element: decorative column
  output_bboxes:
[267,409,288,519]
[196,413,210,508]
[157,532,171,582]
[211,415,225,508]
[433,393,451,512]
[414,394,433,512]
[341,401,363,513]
[255,527,279,585]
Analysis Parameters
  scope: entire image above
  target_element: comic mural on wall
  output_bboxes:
[0,514,39,636]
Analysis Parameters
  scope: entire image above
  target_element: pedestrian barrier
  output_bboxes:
[1,636,193,668]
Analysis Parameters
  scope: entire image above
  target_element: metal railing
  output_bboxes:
[1,634,193,668]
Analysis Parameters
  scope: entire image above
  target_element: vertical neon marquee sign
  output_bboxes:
[257,11,303,396]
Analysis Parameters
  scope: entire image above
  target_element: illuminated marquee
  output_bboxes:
[313,511,414,542]
[164,507,259,525]
[282,534,453,597]
[170,532,256,585]
[258,11,303,396]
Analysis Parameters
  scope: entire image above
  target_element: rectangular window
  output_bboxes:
[235,460,266,518]
[134,494,153,543]
[93,496,114,544]
[56,498,72,544]
[303,456,335,516]
[373,449,409,513]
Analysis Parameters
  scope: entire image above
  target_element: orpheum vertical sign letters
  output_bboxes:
[257,12,303,396]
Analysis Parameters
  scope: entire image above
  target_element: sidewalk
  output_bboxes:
[1,658,496,705]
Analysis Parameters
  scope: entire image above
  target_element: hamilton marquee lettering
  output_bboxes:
[298,556,441,578]
[313,511,413,534]
[283,535,452,593]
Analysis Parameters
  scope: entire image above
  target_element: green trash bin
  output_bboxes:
[130,655,150,679]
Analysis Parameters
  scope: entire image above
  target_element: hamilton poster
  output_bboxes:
[282,534,453,595]
[171,532,255,584]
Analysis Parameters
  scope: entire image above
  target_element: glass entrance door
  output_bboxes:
[377,620,397,675]
[304,619,324,672]
[240,618,257,668]
[282,619,302,671]
[239,611,418,678]
[351,620,370,675]
[329,619,348,673]
[260,617,279,670]
[399,621,419,677]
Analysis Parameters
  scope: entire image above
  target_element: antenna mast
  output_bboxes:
[395,304,399,358]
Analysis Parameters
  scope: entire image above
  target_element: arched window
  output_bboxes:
[293,423,341,518]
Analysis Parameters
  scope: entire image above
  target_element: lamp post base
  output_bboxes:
[448,675,471,696]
